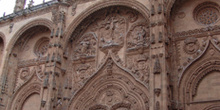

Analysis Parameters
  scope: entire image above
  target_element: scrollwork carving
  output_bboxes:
[72,62,95,91]
[127,54,149,87]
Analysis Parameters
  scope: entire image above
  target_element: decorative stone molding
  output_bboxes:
[173,25,220,40]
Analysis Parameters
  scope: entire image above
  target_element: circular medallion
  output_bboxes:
[183,37,200,54]
[34,37,49,57]
[194,2,220,25]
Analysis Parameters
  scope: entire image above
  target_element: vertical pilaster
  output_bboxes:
[40,2,68,110]
[150,0,170,110]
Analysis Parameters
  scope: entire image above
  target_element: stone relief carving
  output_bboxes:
[52,10,65,25]
[72,33,97,60]
[127,54,149,87]
[99,12,126,53]
[34,37,49,57]
[68,55,149,110]
[127,21,150,51]
[16,64,45,90]
[19,67,31,81]
[72,61,95,91]
[12,83,41,110]
[183,37,200,54]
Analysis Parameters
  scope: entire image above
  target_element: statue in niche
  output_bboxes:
[99,13,126,53]
[73,33,97,60]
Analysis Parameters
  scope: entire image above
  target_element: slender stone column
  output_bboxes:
[40,3,68,110]
[149,0,170,110]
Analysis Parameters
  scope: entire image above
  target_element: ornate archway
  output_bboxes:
[67,54,149,110]
[178,39,220,109]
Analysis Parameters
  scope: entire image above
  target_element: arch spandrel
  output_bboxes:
[68,53,149,110]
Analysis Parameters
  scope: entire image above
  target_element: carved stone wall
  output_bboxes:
[1,0,220,110]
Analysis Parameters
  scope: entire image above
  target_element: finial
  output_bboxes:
[28,0,34,8]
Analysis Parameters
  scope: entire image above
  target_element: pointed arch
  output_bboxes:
[8,81,41,110]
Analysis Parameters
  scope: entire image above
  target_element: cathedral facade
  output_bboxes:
[0,0,220,110]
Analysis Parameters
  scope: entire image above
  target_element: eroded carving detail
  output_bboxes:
[73,33,97,60]
[99,10,126,53]
[72,62,95,91]
[34,37,49,57]
[183,37,200,54]
[127,54,150,87]
[127,22,150,50]
[19,67,31,81]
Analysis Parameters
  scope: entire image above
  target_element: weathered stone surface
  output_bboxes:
[0,0,220,110]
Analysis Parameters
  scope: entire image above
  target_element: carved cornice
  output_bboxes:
[0,1,58,27]
[173,25,220,41]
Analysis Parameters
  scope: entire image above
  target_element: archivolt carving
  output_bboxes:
[178,40,220,104]
[185,62,220,102]
[204,104,220,110]
[10,82,41,110]
[68,54,149,110]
